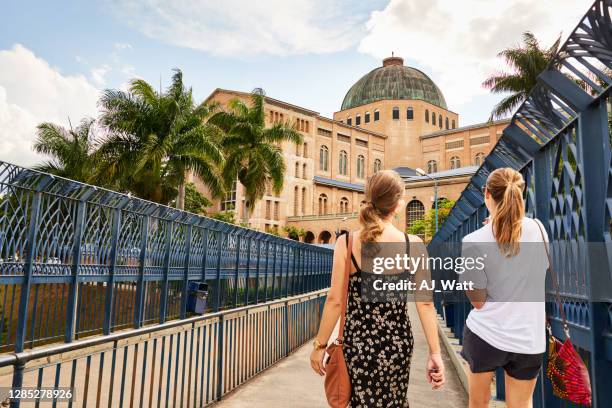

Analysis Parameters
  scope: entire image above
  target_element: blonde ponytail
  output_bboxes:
[359,170,404,242]
[486,168,525,257]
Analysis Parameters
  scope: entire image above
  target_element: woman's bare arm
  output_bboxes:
[313,235,349,345]
[412,237,441,354]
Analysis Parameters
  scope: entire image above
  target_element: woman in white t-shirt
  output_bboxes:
[459,168,548,408]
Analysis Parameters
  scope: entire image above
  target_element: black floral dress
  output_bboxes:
[343,234,414,408]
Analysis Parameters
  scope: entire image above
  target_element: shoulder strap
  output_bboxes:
[534,218,569,338]
[404,233,411,258]
[337,232,352,341]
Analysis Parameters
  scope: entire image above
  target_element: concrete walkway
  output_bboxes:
[214,303,468,407]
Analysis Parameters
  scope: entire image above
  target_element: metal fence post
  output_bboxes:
[284,300,290,356]
[254,239,261,304]
[233,234,241,308]
[159,221,174,324]
[244,236,252,306]
[291,247,297,296]
[576,99,612,406]
[134,215,149,329]
[65,193,91,342]
[214,232,223,312]
[271,242,277,299]
[216,315,225,400]
[14,176,51,353]
[180,224,193,319]
[103,205,124,335]
[201,228,209,282]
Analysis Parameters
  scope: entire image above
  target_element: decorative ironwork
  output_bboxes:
[429,1,612,405]
[0,160,333,354]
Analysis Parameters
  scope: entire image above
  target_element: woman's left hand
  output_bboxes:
[426,353,446,389]
[310,348,326,376]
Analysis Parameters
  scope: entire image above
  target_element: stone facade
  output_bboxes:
[196,57,509,244]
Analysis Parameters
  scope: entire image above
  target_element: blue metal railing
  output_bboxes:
[0,289,327,407]
[0,160,333,353]
[428,1,612,406]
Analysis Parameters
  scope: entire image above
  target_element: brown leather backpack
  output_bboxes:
[324,232,352,407]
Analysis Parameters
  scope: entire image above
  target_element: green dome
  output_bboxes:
[341,56,447,110]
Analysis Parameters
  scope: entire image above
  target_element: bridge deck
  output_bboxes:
[214,303,468,407]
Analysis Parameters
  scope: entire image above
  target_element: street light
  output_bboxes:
[415,168,439,233]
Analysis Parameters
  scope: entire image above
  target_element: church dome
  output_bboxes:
[341,56,447,110]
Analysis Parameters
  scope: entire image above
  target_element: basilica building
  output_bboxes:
[196,56,508,243]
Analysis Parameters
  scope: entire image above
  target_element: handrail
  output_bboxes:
[428,1,612,405]
[0,158,334,353]
[0,288,328,368]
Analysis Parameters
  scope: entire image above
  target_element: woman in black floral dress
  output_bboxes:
[310,170,446,407]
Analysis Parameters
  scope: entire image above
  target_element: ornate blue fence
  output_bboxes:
[0,289,327,407]
[429,1,612,406]
[0,160,333,354]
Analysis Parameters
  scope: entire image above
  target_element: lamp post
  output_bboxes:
[415,168,439,233]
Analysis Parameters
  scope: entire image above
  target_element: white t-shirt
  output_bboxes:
[460,217,549,354]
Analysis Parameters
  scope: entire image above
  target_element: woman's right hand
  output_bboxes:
[426,353,446,389]
[310,348,326,376]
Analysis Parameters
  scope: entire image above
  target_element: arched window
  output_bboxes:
[295,143,300,156]
[406,200,425,230]
[474,152,485,166]
[450,156,461,169]
[293,186,299,216]
[425,109,429,123]
[438,114,443,129]
[432,113,436,126]
[339,150,348,175]
[392,107,399,120]
[295,162,299,178]
[374,109,380,121]
[355,114,361,126]
[445,117,449,130]
[407,107,414,120]
[319,145,329,171]
[427,160,437,174]
[452,120,456,129]
[365,111,370,123]
[303,142,308,158]
[340,197,349,213]
[302,163,307,179]
[318,194,328,215]
[347,117,352,126]
[373,158,382,173]
[357,155,365,179]
[301,187,306,214]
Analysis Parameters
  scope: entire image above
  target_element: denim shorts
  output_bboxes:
[460,325,543,380]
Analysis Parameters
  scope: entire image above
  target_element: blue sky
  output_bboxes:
[0,0,592,167]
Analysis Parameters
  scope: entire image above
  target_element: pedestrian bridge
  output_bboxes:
[1,1,612,406]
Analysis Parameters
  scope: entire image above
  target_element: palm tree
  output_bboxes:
[96,69,224,208]
[33,118,99,183]
[209,89,303,217]
[484,32,561,120]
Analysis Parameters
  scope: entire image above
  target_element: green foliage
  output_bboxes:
[179,182,212,215]
[484,32,561,120]
[267,226,281,237]
[209,89,303,215]
[283,225,306,240]
[208,210,236,224]
[33,119,99,183]
[96,69,224,205]
[407,199,455,242]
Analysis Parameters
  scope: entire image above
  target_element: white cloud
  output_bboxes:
[107,0,369,56]
[0,44,100,167]
[358,0,593,109]
[91,64,110,86]
[114,43,132,51]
